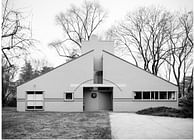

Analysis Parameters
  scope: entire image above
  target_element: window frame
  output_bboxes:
[64,92,74,101]
[26,91,44,111]
[168,91,176,100]
[133,91,177,101]
[142,91,150,100]
[134,91,142,99]
[159,91,168,100]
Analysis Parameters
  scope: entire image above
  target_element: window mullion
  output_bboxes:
[150,92,151,100]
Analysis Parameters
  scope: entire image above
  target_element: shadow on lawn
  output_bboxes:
[2,107,112,139]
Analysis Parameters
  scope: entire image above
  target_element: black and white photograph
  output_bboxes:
[2,0,193,139]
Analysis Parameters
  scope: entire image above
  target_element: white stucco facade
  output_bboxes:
[17,36,178,112]
[103,50,178,111]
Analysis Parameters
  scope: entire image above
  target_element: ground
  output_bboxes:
[2,108,111,139]
[110,113,193,139]
[2,108,193,139]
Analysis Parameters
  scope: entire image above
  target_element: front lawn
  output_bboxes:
[136,106,193,118]
[2,107,111,139]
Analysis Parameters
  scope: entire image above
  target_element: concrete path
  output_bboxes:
[109,113,193,139]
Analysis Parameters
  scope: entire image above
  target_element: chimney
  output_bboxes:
[82,35,114,84]
[81,35,113,54]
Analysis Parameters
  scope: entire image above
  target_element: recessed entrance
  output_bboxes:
[83,87,113,111]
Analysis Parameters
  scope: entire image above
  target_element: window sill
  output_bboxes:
[26,109,44,111]
[64,99,74,102]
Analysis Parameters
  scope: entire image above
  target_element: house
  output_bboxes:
[17,36,178,112]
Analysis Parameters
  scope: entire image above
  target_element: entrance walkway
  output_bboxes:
[109,113,193,139]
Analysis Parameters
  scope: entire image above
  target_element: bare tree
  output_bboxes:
[1,0,34,68]
[107,7,193,97]
[107,7,173,75]
[49,1,107,59]
[2,59,18,106]
[107,26,139,67]
[166,11,193,97]
[2,0,35,106]
[164,55,172,81]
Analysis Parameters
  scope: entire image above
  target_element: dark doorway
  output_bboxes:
[83,87,113,111]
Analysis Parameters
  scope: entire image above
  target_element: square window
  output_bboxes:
[134,92,142,99]
[168,91,175,100]
[64,92,73,101]
[143,92,150,99]
[26,91,44,110]
[160,91,167,99]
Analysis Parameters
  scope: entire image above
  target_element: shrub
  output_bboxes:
[136,106,192,118]
[179,91,193,118]
[7,98,16,107]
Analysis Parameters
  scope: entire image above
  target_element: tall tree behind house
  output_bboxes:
[49,1,107,59]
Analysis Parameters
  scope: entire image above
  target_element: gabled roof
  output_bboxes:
[103,50,178,87]
[17,50,94,87]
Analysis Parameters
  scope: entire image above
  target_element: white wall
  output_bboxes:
[103,51,178,112]
[17,51,94,112]
[113,101,178,112]
[98,92,112,110]
[82,35,113,54]
[83,90,99,111]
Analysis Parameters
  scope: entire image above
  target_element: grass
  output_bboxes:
[136,106,193,118]
[2,107,111,139]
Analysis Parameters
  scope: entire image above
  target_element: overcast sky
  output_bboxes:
[10,0,193,67]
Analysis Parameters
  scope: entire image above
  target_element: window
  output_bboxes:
[26,91,44,110]
[143,92,150,99]
[35,106,43,109]
[27,91,34,94]
[64,92,73,101]
[151,92,155,99]
[168,91,176,100]
[134,91,176,101]
[160,92,167,99]
[155,91,159,99]
[134,92,142,99]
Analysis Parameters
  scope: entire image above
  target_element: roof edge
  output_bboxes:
[103,50,178,88]
[17,49,94,88]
